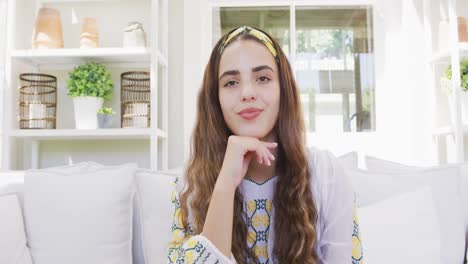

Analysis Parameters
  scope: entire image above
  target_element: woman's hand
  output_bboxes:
[217,135,278,191]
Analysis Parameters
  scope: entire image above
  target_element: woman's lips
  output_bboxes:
[238,108,263,120]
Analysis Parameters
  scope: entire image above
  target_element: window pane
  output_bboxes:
[213,6,290,57]
[296,6,376,132]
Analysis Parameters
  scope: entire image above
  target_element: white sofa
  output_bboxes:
[0,162,178,264]
[0,153,467,264]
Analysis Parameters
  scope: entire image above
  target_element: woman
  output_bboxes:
[166,26,363,264]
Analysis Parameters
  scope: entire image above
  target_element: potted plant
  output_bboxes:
[440,59,468,124]
[97,107,115,128]
[67,62,113,129]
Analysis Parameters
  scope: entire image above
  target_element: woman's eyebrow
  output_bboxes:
[252,65,274,73]
[219,70,240,80]
[219,65,274,80]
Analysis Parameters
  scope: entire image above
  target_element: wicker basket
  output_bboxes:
[121,71,151,128]
[19,73,57,129]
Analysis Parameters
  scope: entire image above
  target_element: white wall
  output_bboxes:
[181,0,209,162]
[167,0,185,169]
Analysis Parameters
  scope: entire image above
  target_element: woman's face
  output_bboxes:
[218,39,280,139]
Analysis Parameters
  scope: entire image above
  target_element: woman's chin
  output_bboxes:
[233,129,268,139]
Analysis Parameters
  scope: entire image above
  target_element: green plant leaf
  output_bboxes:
[67,62,114,100]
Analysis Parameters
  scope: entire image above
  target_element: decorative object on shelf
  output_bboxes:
[32,8,64,49]
[440,59,468,125]
[18,73,57,129]
[97,107,115,128]
[67,62,113,129]
[123,22,147,47]
[80,17,99,48]
[458,17,468,42]
[121,71,150,128]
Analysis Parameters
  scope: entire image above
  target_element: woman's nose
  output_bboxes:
[241,84,256,102]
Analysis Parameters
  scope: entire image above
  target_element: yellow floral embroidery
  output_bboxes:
[247,230,257,245]
[352,198,364,264]
[266,200,272,211]
[247,200,256,213]
[253,245,269,259]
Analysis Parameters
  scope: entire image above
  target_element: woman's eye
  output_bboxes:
[257,76,271,83]
[224,80,237,87]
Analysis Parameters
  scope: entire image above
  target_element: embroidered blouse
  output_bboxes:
[166,146,364,263]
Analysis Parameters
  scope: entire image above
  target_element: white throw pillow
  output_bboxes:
[0,194,33,264]
[135,169,177,264]
[0,162,101,216]
[358,186,441,264]
[338,151,359,169]
[84,161,147,264]
[24,164,137,264]
[365,156,468,246]
[348,165,465,264]
[364,155,427,172]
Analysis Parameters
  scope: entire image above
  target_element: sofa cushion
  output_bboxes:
[85,162,147,264]
[353,160,465,264]
[338,151,359,169]
[358,186,441,264]
[0,194,33,264]
[365,156,468,245]
[135,169,176,264]
[24,164,137,264]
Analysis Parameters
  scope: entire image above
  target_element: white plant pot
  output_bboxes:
[72,96,103,129]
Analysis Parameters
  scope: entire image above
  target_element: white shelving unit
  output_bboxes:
[425,0,468,163]
[2,0,169,170]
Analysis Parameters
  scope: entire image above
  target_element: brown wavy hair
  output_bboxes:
[179,27,319,263]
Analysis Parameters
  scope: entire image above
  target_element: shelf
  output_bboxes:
[11,47,152,66]
[39,0,142,4]
[432,125,468,136]
[9,128,167,140]
[429,43,468,64]
[156,50,168,67]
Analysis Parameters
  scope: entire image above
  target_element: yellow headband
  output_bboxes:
[219,26,279,62]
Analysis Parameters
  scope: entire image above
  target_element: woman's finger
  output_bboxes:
[262,149,271,166]
[264,142,278,149]
[256,149,263,164]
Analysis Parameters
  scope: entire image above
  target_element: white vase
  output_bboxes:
[123,22,146,47]
[72,96,103,129]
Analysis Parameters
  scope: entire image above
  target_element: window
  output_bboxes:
[213,5,376,133]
